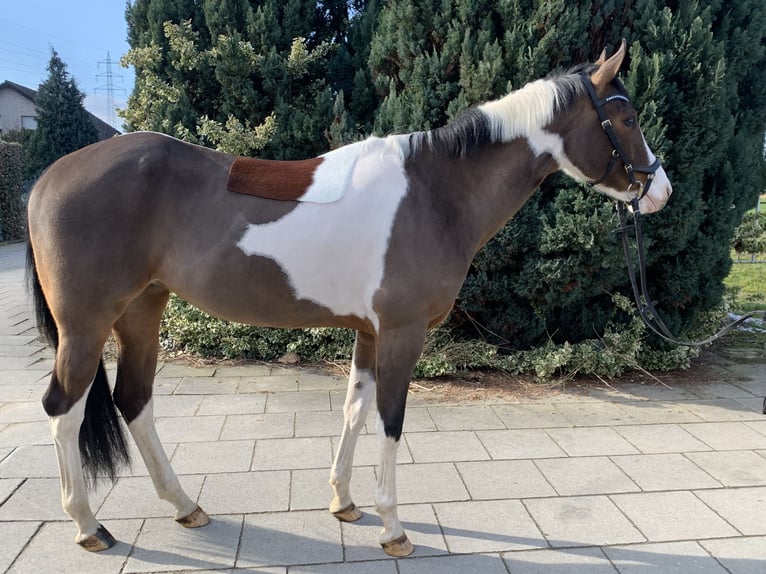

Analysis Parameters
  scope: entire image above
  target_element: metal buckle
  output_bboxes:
[601,119,612,129]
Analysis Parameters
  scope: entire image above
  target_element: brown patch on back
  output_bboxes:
[226,156,323,201]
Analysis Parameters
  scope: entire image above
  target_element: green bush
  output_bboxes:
[0,142,25,242]
[160,295,355,362]
[731,212,766,258]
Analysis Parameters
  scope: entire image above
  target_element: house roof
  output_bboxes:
[0,80,121,140]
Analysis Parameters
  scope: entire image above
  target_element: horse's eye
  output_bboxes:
[624,116,637,128]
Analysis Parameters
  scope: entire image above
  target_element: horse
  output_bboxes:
[26,40,671,556]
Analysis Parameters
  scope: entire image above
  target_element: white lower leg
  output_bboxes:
[128,399,197,519]
[375,413,404,545]
[329,366,375,513]
[49,385,100,543]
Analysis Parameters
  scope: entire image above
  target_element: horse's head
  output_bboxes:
[557,40,672,214]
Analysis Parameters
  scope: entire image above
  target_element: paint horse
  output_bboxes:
[27,41,671,556]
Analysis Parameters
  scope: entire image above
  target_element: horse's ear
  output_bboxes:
[595,48,607,66]
[590,39,627,90]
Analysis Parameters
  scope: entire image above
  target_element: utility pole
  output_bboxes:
[95,52,125,129]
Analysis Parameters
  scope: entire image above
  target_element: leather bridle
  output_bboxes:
[581,72,661,199]
[580,73,754,350]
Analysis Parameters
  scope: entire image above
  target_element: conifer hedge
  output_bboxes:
[127,0,766,373]
[0,142,25,242]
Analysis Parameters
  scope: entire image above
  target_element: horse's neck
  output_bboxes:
[408,139,558,253]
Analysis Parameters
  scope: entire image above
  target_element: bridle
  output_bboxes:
[581,72,662,199]
[580,73,754,350]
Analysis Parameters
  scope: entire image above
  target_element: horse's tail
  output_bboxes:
[26,238,130,484]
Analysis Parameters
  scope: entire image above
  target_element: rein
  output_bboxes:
[614,198,754,347]
[581,73,755,349]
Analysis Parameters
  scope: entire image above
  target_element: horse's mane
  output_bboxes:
[398,63,626,159]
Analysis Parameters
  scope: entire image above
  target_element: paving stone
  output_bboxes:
[125,514,243,573]
[97,474,205,519]
[152,394,203,417]
[546,427,639,456]
[610,453,722,491]
[502,547,618,573]
[690,383,759,399]
[298,373,346,391]
[214,364,272,377]
[0,477,23,503]
[476,429,567,460]
[176,376,240,395]
[154,415,225,443]
[117,442,178,478]
[333,433,413,466]
[295,410,345,437]
[695,487,766,535]
[0,445,58,478]
[240,375,300,393]
[456,460,555,500]
[401,406,438,432]
[155,364,216,377]
[681,399,761,422]
[238,509,342,567]
[266,391,331,413]
[613,401,703,425]
[536,457,639,496]
[290,466,377,511]
[603,541,729,573]
[0,421,53,447]
[0,401,48,423]
[196,393,267,415]
[555,402,637,426]
[398,552,512,574]
[613,424,711,454]
[686,451,766,487]
[198,470,290,514]
[152,377,181,395]
[610,491,738,541]
[0,477,111,521]
[427,405,505,431]
[9,519,140,574]
[701,536,766,574]
[396,463,470,504]
[614,383,704,401]
[341,503,448,562]
[290,560,396,573]
[680,421,766,450]
[492,404,571,429]
[435,499,545,553]
[524,495,645,547]
[405,430,489,463]
[0,521,42,573]
[220,412,295,440]
[252,437,333,470]
[171,440,254,474]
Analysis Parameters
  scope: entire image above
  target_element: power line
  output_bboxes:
[94,51,125,129]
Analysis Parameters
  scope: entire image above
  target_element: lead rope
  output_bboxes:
[615,199,755,347]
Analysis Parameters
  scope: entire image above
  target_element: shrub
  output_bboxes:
[0,142,26,241]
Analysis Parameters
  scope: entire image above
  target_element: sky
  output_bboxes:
[0,2,135,131]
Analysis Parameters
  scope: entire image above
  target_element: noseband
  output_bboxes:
[580,73,754,350]
[581,73,661,199]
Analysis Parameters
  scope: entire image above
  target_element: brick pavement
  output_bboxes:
[0,241,765,573]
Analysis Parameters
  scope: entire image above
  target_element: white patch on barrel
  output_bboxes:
[237,137,409,332]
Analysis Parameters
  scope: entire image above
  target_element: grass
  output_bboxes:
[725,259,766,313]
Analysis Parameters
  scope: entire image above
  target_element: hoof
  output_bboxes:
[381,533,414,557]
[77,525,117,552]
[176,505,210,528]
[331,502,363,523]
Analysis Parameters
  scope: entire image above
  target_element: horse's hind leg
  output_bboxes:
[44,329,119,550]
[329,331,376,522]
[112,285,209,527]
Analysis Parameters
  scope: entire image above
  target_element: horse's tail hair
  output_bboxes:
[26,238,130,485]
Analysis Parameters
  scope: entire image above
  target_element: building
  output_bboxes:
[0,80,120,140]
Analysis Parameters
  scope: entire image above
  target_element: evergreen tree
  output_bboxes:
[368,0,766,349]
[122,0,362,159]
[28,49,98,177]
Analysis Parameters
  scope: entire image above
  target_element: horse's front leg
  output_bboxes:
[373,322,427,557]
[330,331,376,522]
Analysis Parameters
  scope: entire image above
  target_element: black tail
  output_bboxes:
[26,238,130,484]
